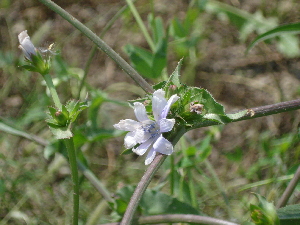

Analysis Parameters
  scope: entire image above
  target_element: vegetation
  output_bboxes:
[1,0,300,224]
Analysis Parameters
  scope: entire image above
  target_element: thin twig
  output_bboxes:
[38,0,154,94]
[120,154,167,225]
[195,98,300,129]
[120,127,186,225]
[138,214,239,225]
[100,214,239,225]
[276,165,300,208]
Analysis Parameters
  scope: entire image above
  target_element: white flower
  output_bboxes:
[18,30,36,60]
[114,89,179,165]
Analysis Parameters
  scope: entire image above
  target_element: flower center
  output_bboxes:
[141,120,160,138]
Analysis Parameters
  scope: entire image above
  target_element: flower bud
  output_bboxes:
[250,193,279,225]
[18,30,37,60]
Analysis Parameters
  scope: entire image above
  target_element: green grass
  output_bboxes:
[1,0,300,224]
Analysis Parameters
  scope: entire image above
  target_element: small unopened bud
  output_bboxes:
[250,194,279,225]
[54,110,68,126]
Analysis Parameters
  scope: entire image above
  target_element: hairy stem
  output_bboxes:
[276,165,300,208]
[138,214,239,225]
[120,154,167,225]
[38,0,153,94]
[194,98,300,129]
[120,128,186,225]
[100,214,239,225]
[43,73,62,109]
[64,138,79,225]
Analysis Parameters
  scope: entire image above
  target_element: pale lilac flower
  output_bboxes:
[18,30,36,60]
[114,89,179,165]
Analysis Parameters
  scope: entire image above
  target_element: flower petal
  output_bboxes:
[133,137,156,156]
[18,30,36,59]
[133,127,152,143]
[113,119,140,131]
[134,102,149,122]
[152,89,167,121]
[145,148,156,165]
[124,131,137,149]
[161,94,179,119]
[159,118,175,133]
[153,136,173,155]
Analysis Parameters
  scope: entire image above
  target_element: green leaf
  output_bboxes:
[171,18,186,38]
[124,39,167,79]
[48,125,73,139]
[115,186,201,216]
[278,204,300,225]
[148,14,165,44]
[227,110,247,120]
[124,44,153,78]
[152,38,167,77]
[247,23,300,53]
[167,59,182,87]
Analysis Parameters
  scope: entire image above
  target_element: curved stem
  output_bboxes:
[276,165,300,208]
[120,128,186,225]
[138,214,239,225]
[38,0,153,94]
[64,138,79,225]
[100,214,239,225]
[120,154,167,225]
[43,73,62,109]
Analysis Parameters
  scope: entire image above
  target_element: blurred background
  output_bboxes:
[1,0,300,224]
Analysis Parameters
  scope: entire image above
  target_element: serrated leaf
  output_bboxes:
[48,126,73,139]
[278,204,300,224]
[167,59,182,87]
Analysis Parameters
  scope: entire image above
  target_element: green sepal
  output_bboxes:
[250,193,280,225]
[21,52,50,75]
[46,100,89,140]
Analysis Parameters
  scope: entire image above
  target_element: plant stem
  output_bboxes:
[101,214,239,225]
[38,0,154,94]
[120,128,186,225]
[276,165,300,208]
[125,0,155,51]
[170,154,175,195]
[64,138,79,225]
[193,98,300,129]
[138,214,239,225]
[120,154,167,225]
[43,73,62,109]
